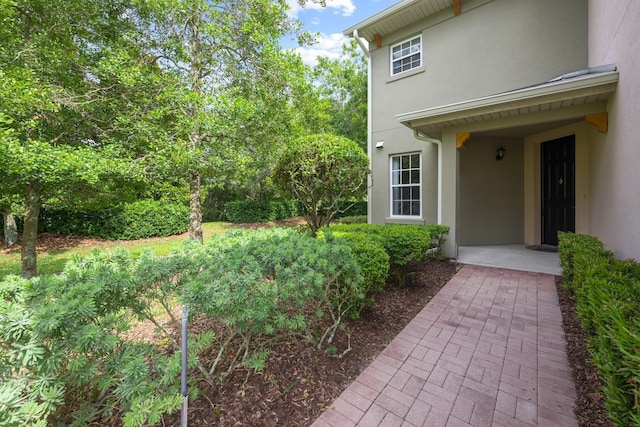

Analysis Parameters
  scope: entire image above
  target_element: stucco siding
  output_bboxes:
[368,0,589,232]
[588,0,640,260]
[458,137,524,245]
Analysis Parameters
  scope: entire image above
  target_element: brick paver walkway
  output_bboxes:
[312,265,578,427]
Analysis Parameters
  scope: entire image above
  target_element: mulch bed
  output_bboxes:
[2,227,612,426]
[555,277,613,427]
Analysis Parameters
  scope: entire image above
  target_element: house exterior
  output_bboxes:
[345,0,640,261]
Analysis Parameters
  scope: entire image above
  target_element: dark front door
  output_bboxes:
[541,135,575,246]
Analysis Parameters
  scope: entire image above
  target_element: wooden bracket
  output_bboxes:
[456,132,471,149]
[585,112,608,133]
[373,34,382,48]
[452,0,462,15]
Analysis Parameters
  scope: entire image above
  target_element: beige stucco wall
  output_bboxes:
[368,0,589,231]
[458,137,524,245]
[587,0,640,261]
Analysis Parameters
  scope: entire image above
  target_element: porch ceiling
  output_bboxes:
[397,70,619,139]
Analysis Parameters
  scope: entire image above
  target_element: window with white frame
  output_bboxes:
[390,153,421,217]
[391,35,422,75]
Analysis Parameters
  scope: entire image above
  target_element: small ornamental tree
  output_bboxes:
[273,134,369,236]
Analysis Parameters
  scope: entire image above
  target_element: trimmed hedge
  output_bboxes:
[224,199,299,223]
[328,223,449,285]
[39,200,188,240]
[558,232,640,426]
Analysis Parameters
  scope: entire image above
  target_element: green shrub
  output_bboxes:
[318,230,389,317]
[39,200,188,239]
[558,232,640,426]
[337,215,367,224]
[179,228,364,358]
[273,133,369,235]
[224,199,299,223]
[0,250,185,426]
[329,223,449,286]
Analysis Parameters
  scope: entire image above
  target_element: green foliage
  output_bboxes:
[558,232,640,426]
[273,134,369,236]
[0,250,185,425]
[329,224,449,286]
[337,215,368,224]
[224,199,299,223]
[319,230,390,317]
[38,200,189,240]
[179,228,364,362]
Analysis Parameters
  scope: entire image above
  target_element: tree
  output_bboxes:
[0,0,146,277]
[272,133,369,236]
[312,39,368,149]
[129,0,313,243]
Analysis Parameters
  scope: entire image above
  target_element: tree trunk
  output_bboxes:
[2,211,18,246]
[188,170,203,243]
[21,180,41,278]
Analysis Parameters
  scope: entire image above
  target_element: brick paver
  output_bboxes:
[311,265,578,427]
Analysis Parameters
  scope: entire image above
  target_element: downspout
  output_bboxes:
[353,29,372,223]
[413,129,442,225]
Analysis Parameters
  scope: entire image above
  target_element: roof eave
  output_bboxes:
[343,0,422,37]
[397,71,619,128]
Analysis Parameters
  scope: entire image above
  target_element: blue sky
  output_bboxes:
[284,0,399,66]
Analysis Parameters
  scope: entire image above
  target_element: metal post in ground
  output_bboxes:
[180,305,188,427]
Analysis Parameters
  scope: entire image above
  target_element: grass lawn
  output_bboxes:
[0,222,229,279]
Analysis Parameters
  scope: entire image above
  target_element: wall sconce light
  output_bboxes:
[496,146,506,161]
[376,140,385,148]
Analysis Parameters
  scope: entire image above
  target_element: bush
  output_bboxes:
[0,250,185,426]
[318,230,389,318]
[273,133,369,235]
[337,215,367,224]
[38,200,188,240]
[558,232,640,426]
[224,199,299,223]
[329,223,449,285]
[181,228,363,344]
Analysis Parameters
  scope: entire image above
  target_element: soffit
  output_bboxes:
[344,0,453,42]
[397,71,619,138]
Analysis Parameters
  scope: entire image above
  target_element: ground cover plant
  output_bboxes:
[558,232,639,426]
[0,224,399,425]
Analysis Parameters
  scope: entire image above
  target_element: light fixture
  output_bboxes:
[496,146,506,161]
[376,140,385,148]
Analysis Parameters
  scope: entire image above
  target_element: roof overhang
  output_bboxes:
[344,0,460,44]
[397,71,619,139]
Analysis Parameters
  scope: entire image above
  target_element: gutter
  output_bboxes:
[352,30,373,223]
[412,130,442,225]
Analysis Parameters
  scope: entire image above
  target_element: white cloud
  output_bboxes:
[291,32,348,66]
[286,0,356,18]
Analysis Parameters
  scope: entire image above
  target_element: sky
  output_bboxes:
[283,0,399,66]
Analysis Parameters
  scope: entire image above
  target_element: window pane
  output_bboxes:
[402,187,410,199]
[392,187,400,200]
[411,201,420,215]
[402,201,410,215]
[392,157,400,170]
[411,170,420,184]
[411,186,420,199]
[410,154,419,168]
[392,171,399,185]
[393,201,401,215]
[401,170,409,184]
[401,155,409,169]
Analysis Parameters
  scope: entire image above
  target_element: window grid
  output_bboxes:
[390,153,421,217]
[391,36,422,75]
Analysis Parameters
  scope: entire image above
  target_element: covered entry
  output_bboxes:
[396,68,618,258]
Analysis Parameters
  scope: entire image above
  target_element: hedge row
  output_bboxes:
[224,200,299,223]
[328,223,449,286]
[39,200,188,240]
[558,232,640,426]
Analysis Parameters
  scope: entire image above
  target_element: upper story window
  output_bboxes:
[390,153,421,217]
[391,35,422,76]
